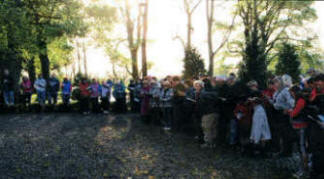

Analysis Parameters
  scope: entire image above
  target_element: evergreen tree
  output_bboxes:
[238,26,267,88]
[276,43,301,83]
[183,47,206,79]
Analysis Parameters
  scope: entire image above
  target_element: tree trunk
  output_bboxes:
[131,49,139,80]
[76,41,82,74]
[125,0,139,80]
[207,0,215,77]
[141,0,149,78]
[38,40,50,80]
[82,42,88,77]
[27,56,36,84]
[187,13,192,49]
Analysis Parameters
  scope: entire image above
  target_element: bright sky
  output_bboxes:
[84,0,324,78]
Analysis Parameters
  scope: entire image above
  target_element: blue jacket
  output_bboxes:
[62,81,72,95]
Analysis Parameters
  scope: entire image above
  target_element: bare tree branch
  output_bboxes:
[213,12,238,56]
[190,0,203,15]
[173,35,186,49]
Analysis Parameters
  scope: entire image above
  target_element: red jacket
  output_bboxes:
[79,82,90,97]
[289,98,308,129]
[262,88,275,99]
[234,103,252,124]
[310,88,317,102]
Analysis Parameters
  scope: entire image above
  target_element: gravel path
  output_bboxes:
[0,114,298,178]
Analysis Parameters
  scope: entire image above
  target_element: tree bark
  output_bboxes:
[125,0,139,80]
[141,0,149,78]
[184,0,202,49]
[27,56,36,84]
[187,13,192,49]
[82,42,88,77]
[38,40,50,80]
[76,41,82,74]
[207,0,214,76]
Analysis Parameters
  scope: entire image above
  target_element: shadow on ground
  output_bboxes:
[0,114,297,178]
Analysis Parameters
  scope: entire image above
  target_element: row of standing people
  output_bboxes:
[129,73,324,178]
[1,69,128,114]
[2,71,73,108]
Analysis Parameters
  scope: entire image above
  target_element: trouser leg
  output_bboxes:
[3,91,9,105]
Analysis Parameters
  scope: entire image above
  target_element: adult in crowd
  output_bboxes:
[113,80,127,113]
[128,80,136,112]
[218,73,239,146]
[140,79,151,123]
[20,76,33,108]
[133,80,143,113]
[2,69,15,106]
[149,79,162,125]
[47,74,60,105]
[182,79,194,133]
[160,80,174,130]
[190,80,205,142]
[34,75,47,110]
[101,79,113,114]
[287,86,310,177]
[308,74,324,178]
[199,78,220,147]
[79,78,90,115]
[172,76,187,131]
[262,78,280,153]
[61,77,72,107]
[273,74,295,157]
[89,79,101,113]
[247,81,271,155]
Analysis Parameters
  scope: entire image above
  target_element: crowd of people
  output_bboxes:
[126,71,323,178]
[1,68,324,178]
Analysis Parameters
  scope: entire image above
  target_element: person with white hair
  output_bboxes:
[34,74,47,110]
[149,79,162,125]
[272,74,295,157]
[190,80,205,142]
[160,80,174,130]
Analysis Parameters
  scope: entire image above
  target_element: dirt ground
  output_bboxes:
[0,113,299,178]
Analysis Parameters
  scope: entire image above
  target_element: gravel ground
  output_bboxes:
[0,113,299,178]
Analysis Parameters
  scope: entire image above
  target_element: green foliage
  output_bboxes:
[0,0,34,89]
[48,37,74,72]
[275,43,301,83]
[232,0,317,88]
[269,43,324,74]
[238,29,268,88]
[0,0,88,85]
[85,3,117,45]
[183,47,206,79]
[298,43,324,73]
[214,58,237,76]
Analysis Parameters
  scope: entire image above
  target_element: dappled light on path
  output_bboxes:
[0,114,298,178]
